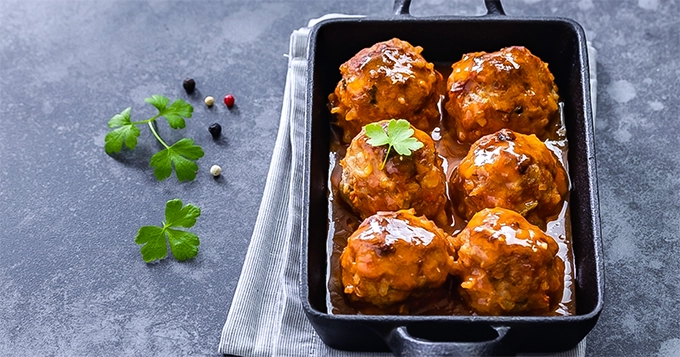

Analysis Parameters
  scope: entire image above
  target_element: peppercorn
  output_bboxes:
[183,78,196,94]
[210,165,222,177]
[204,96,215,107]
[208,123,222,138]
[223,94,235,108]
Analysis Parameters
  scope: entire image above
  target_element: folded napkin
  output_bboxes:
[219,15,596,357]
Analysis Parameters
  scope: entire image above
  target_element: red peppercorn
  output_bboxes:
[223,94,235,108]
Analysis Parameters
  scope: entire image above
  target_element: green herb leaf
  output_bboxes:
[167,229,200,261]
[164,102,193,129]
[144,95,169,112]
[104,96,202,181]
[364,119,424,170]
[150,138,205,181]
[365,122,390,147]
[165,198,201,228]
[387,119,415,149]
[135,226,167,262]
[104,107,140,154]
[135,199,201,263]
[145,95,193,129]
[392,135,423,156]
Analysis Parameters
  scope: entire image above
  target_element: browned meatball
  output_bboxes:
[340,209,455,307]
[340,120,448,226]
[451,129,568,227]
[445,46,559,143]
[451,207,564,315]
[329,38,443,143]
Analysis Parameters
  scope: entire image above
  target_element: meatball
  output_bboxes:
[451,129,568,227]
[451,207,564,315]
[329,38,443,143]
[340,120,448,226]
[340,209,455,307]
[445,46,559,143]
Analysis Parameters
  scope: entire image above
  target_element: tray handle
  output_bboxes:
[385,325,512,356]
[392,0,506,16]
[484,0,506,16]
[392,0,411,16]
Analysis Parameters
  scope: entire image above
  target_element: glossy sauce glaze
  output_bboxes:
[328,38,442,143]
[339,210,455,311]
[326,63,575,317]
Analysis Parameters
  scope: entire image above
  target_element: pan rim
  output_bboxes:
[300,12,604,325]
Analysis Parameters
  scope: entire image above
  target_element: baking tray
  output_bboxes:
[300,0,604,355]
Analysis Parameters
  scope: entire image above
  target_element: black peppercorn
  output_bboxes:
[208,123,222,138]
[183,78,196,94]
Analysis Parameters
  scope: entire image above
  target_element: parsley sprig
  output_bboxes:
[135,199,201,263]
[365,119,424,170]
[105,95,204,181]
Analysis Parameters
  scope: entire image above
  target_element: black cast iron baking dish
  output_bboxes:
[300,0,604,355]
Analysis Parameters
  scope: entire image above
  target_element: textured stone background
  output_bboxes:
[0,0,678,356]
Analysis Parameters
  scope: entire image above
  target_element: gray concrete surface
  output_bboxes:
[0,0,678,356]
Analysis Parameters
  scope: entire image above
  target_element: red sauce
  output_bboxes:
[325,64,576,317]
